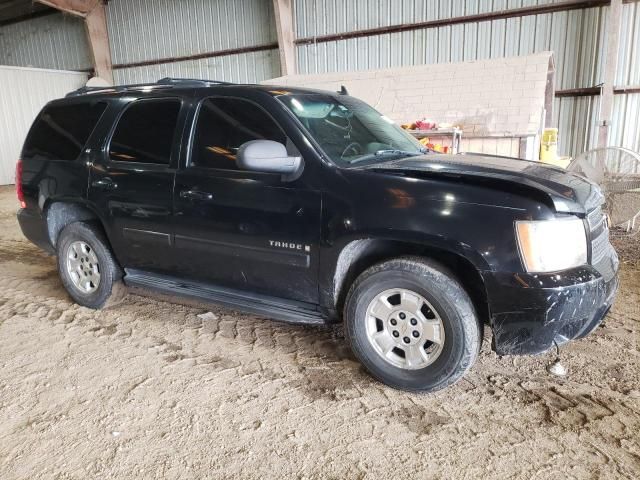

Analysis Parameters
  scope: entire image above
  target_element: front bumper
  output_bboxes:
[484,252,619,355]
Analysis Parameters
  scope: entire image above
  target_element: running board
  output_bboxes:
[123,269,326,326]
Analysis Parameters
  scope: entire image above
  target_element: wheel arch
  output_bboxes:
[44,200,108,249]
[331,237,490,326]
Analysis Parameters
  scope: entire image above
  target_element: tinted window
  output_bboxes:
[191,97,286,170]
[109,99,181,164]
[23,102,107,161]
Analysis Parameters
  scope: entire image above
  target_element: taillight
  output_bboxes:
[15,159,26,208]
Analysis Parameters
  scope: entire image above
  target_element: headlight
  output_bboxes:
[515,218,587,273]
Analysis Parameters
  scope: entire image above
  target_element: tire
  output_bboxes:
[344,257,481,393]
[56,222,125,309]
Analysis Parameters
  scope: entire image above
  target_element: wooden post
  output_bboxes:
[598,0,622,148]
[272,0,296,76]
[36,0,113,84]
[85,3,113,84]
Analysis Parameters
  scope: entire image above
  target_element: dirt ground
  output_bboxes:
[0,185,638,480]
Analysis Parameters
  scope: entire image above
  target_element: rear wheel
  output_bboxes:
[56,222,125,309]
[344,257,481,392]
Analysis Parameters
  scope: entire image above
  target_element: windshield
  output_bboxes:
[277,93,425,166]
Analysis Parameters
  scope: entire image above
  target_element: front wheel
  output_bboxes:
[56,222,125,309]
[344,257,481,392]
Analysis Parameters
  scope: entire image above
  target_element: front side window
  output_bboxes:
[191,97,287,170]
[109,99,181,164]
[23,102,107,161]
[277,94,424,167]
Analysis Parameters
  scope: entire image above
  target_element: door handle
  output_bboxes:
[180,189,214,201]
[91,177,118,190]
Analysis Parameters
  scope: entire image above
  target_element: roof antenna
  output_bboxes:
[338,85,349,95]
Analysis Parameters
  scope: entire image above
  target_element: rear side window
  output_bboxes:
[191,97,286,170]
[109,99,181,165]
[23,102,107,161]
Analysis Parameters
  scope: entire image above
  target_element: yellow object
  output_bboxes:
[540,128,558,163]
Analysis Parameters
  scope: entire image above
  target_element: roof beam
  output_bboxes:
[35,0,100,17]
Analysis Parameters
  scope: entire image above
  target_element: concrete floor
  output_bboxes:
[0,185,639,479]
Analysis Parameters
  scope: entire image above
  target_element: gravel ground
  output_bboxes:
[0,184,639,479]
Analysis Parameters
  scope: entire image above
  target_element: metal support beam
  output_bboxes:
[598,0,623,147]
[272,0,296,75]
[555,85,640,97]
[113,43,278,70]
[36,0,112,84]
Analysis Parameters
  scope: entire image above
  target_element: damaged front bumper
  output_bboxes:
[484,253,619,356]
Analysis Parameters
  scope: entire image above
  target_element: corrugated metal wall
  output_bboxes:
[611,93,640,152]
[294,0,606,90]
[0,13,91,71]
[553,1,640,156]
[617,1,640,86]
[112,50,279,85]
[293,0,639,157]
[0,66,88,185]
[612,1,640,153]
[0,0,637,157]
[550,1,640,156]
[106,0,281,84]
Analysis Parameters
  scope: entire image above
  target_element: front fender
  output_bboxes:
[318,231,492,315]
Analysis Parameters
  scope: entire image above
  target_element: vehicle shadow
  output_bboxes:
[123,285,357,364]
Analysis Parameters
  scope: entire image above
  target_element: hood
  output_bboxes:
[358,153,603,214]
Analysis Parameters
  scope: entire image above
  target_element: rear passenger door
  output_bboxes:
[172,96,322,303]
[88,97,185,273]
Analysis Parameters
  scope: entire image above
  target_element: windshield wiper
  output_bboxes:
[348,149,423,164]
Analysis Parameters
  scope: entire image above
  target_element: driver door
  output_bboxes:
[172,96,322,304]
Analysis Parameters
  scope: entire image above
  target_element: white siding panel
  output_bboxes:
[0,66,88,185]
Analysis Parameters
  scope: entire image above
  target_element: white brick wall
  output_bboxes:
[263,52,552,139]
[461,138,522,158]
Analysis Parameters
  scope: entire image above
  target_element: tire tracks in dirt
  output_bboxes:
[1,184,639,479]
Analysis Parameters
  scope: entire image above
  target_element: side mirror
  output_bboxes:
[236,140,301,175]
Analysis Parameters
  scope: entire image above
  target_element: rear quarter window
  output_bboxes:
[22,102,107,162]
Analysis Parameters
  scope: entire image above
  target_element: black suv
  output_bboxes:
[16,78,619,392]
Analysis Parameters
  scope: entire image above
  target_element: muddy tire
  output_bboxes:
[344,257,481,392]
[56,222,125,309]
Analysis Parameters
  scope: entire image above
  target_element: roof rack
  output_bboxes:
[66,77,233,97]
[156,77,234,86]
